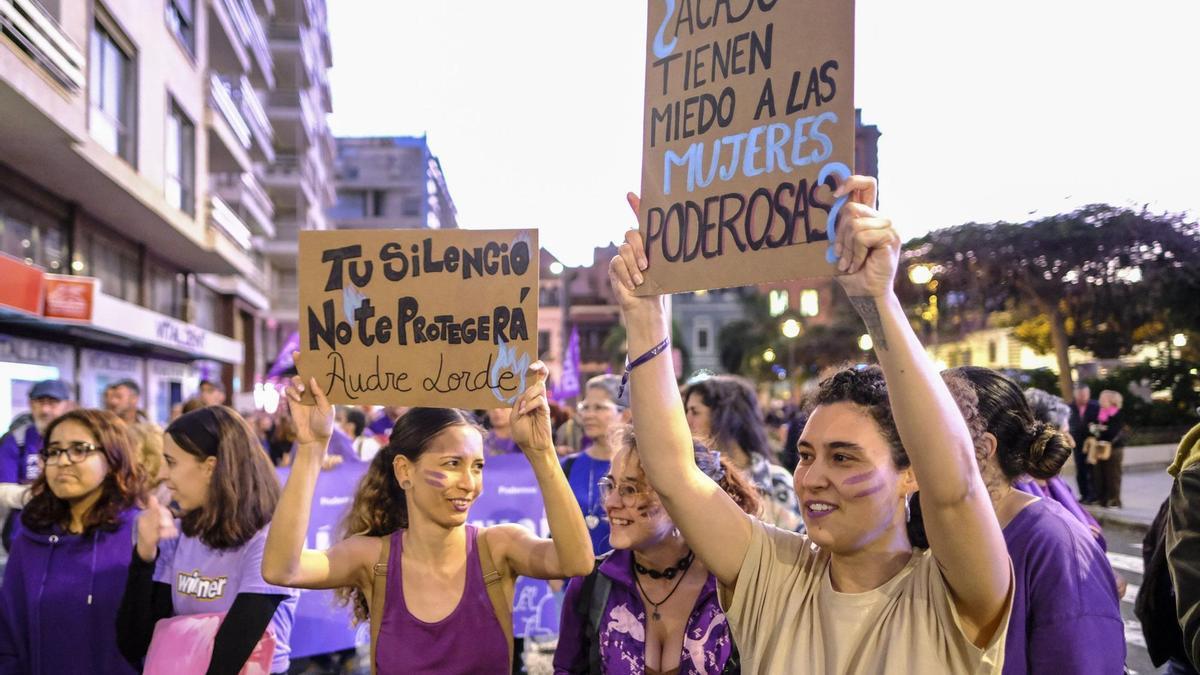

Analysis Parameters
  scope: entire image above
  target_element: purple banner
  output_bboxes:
[469,453,561,640]
[553,326,581,401]
[275,459,368,658]
[266,332,300,380]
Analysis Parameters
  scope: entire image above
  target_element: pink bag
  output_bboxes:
[143,612,276,675]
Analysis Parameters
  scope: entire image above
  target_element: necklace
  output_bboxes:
[633,550,694,580]
[583,459,601,530]
[634,551,694,621]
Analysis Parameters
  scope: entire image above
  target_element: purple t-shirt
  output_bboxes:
[1001,498,1125,675]
[154,525,300,673]
[1014,476,1106,550]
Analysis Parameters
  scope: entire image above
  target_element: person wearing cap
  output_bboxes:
[1,380,73,485]
[104,379,146,426]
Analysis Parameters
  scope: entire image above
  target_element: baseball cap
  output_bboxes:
[29,380,70,401]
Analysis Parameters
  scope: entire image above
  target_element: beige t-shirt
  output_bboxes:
[721,519,1013,674]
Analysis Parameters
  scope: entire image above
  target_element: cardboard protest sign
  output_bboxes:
[637,0,855,294]
[298,229,539,409]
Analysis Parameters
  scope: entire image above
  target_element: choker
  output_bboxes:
[633,550,695,580]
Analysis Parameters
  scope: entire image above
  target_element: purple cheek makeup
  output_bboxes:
[422,470,447,489]
[842,469,886,498]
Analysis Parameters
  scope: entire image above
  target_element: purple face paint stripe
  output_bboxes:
[842,470,877,486]
[422,470,447,488]
[852,482,887,499]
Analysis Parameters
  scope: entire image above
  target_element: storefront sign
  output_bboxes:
[0,253,43,315]
[42,274,96,322]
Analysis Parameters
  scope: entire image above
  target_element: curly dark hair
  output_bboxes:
[809,366,908,468]
[22,409,145,535]
[683,375,771,458]
[337,407,481,622]
[615,425,761,518]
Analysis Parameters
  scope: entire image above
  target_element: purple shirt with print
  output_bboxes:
[1002,497,1125,675]
[154,525,300,673]
[555,548,734,674]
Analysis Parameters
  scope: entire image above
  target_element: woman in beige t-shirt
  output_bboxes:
[608,178,1014,674]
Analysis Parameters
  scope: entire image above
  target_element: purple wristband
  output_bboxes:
[618,337,671,399]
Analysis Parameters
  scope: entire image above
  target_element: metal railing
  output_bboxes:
[210,172,275,235]
[220,74,273,159]
[0,0,85,90]
[209,74,252,150]
[209,195,254,251]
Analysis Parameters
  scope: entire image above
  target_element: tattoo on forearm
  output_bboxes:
[848,296,889,351]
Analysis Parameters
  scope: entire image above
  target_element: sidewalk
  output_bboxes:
[1059,443,1179,532]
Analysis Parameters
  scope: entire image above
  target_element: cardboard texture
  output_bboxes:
[297,229,540,409]
[637,0,855,295]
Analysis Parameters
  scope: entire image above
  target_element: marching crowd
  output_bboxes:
[0,178,1197,674]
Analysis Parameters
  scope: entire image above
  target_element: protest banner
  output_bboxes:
[637,0,855,294]
[297,229,540,409]
[276,459,368,657]
[551,326,581,402]
[469,452,562,640]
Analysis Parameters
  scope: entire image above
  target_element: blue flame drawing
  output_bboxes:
[342,286,366,324]
[491,339,531,405]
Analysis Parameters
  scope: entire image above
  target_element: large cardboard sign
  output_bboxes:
[637,0,855,294]
[298,229,539,409]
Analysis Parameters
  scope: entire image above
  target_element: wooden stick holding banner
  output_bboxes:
[297,229,540,409]
[636,0,855,295]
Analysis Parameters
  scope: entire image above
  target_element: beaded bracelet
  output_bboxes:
[617,336,671,399]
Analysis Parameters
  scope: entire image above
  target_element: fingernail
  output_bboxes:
[634,274,644,285]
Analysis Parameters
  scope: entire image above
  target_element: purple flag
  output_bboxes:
[266,331,300,379]
[553,326,581,401]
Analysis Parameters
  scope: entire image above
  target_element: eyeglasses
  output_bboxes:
[597,476,651,507]
[40,441,101,465]
[577,402,618,414]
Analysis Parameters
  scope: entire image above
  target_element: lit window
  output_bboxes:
[799,289,819,317]
[768,290,789,317]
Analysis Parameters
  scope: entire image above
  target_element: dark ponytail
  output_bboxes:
[949,367,1072,480]
[336,407,479,622]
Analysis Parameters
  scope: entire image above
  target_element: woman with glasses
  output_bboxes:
[563,374,631,554]
[554,429,758,674]
[0,409,144,675]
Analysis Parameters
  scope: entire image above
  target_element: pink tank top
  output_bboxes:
[375,525,510,674]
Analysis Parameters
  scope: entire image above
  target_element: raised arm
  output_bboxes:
[606,194,753,586]
[833,176,1010,645]
[490,363,594,580]
[262,374,377,592]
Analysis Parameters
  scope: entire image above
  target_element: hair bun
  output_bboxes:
[1029,423,1056,461]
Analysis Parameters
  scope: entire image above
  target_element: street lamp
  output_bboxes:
[858,333,874,351]
[762,348,777,363]
[1174,333,1188,348]
[781,319,802,339]
[908,264,933,286]
[549,261,564,275]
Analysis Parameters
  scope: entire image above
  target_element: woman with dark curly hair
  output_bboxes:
[554,429,759,674]
[683,375,801,531]
[263,362,594,674]
[0,409,144,675]
[948,366,1124,674]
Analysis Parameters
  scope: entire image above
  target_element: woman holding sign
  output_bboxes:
[263,361,594,674]
[608,181,1014,673]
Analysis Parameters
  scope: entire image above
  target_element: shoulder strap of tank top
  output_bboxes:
[475,526,514,670]
[370,532,391,675]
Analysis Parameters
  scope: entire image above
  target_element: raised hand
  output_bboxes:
[608,193,667,317]
[830,175,900,299]
[284,353,334,446]
[510,361,554,456]
[136,495,177,562]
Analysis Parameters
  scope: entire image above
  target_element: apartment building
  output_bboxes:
[0,0,333,423]
[329,135,458,231]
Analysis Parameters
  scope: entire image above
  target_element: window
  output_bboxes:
[537,331,550,357]
[768,289,789,317]
[165,0,195,55]
[165,100,195,215]
[330,190,367,219]
[147,259,185,319]
[89,13,135,162]
[0,194,68,272]
[987,340,998,365]
[401,195,422,217]
[371,191,387,217]
[799,289,820,317]
[190,280,220,331]
[697,329,709,351]
[78,227,140,303]
[694,318,714,355]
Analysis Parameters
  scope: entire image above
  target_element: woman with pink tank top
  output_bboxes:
[263,361,595,673]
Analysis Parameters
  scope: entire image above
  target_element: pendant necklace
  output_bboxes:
[584,460,601,530]
[634,550,694,621]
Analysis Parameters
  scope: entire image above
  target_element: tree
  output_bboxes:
[909,205,1200,399]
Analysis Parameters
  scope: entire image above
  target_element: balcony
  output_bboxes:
[211,172,275,237]
[217,74,274,162]
[0,0,85,90]
[207,74,253,173]
[207,195,267,288]
[265,87,316,152]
